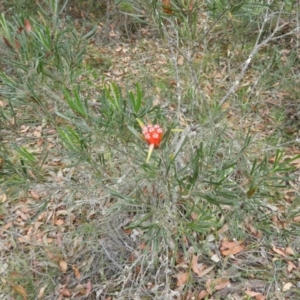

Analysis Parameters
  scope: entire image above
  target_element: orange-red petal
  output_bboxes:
[142,124,163,148]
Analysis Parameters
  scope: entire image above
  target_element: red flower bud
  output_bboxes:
[142,124,163,148]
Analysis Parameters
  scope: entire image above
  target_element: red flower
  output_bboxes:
[142,124,163,148]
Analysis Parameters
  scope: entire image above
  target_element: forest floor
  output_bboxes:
[1,1,300,299]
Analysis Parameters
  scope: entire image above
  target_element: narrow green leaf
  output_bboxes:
[128,125,145,143]
[82,26,97,40]
[18,147,35,163]
[63,88,87,117]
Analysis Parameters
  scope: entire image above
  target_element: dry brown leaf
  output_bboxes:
[191,255,201,276]
[245,222,262,238]
[291,158,300,169]
[293,215,300,222]
[214,278,230,290]
[285,247,294,256]
[56,210,69,216]
[27,169,36,179]
[221,102,230,110]
[60,288,71,297]
[162,0,172,14]
[37,211,47,221]
[220,240,245,256]
[191,212,198,220]
[197,290,209,300]
[177,55,184,66]
[205,277,230,294]
[245,287,262,297]
[73,284,85,295]
[72,265,81,279]
[24,19,31,32]
[287,261,297,273]
[255,295,266,300]
[46,237,53,244]
[221,240,242,249]
[0,193,7,203]
[109,30,117,37]
[214,72,223,79]
[59,260,68,273]
[0,222,13,235]
[37,285,47,299]
[33,130,41,138]
[282,282,293,292]
[85,280,92,297]
[222,246,245,256]
[0,100,7,107]
[205,279,212,295]
[18,235,31,243]
[112,69,123,76]
[15,39,21,50]
[37,138,44,147]
[176,272,189,287]
[55,219,64,226]
[20,125,29,133]
[16,210,28,221]
[56,231,63,247]
[138,243,147,250]
[197,265,215,277]
[12,284,27,300]
[181,233,188,247]
[46,250,62,262]
[33,221,43,233]
[217,223,228,235]
[272,244,287,257]
[3,36,12,49]
[0,157,3,171]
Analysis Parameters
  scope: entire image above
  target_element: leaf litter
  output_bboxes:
[1,3,300,300]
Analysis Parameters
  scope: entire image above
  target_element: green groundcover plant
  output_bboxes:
[1,0,300,298]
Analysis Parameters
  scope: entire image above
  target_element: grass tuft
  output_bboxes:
[1,0,300,299]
